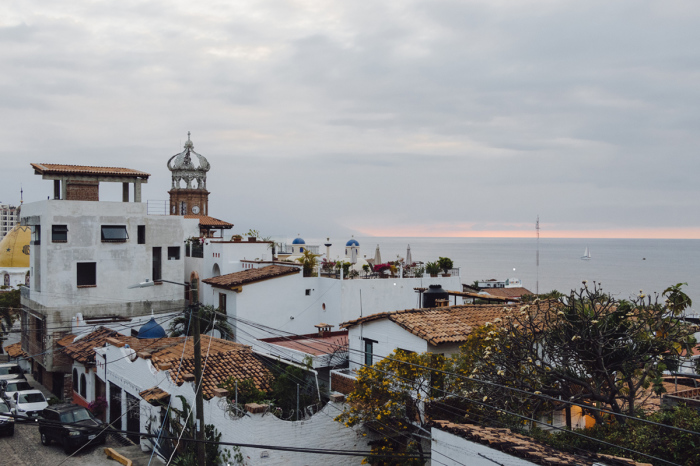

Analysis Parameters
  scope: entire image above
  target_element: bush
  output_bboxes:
[437,257,453,273]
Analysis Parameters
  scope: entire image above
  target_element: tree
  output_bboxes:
[295,249,318,277]
[336,350,447,465]
[437,257,453,274]
[450,283,697,425]
[0,288,20,352]
[169,305,235,340]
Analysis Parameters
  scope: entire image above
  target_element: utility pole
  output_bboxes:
[191,282,206,465]
[536,216,540,295]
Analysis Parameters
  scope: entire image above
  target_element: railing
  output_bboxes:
[277,244,320,255]
[147,200,168,215]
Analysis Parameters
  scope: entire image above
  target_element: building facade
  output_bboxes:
[20,164,197,397]
[0,204,19,238]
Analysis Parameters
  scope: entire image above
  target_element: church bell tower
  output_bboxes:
[167,132,210,216]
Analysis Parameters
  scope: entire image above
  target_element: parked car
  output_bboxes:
[0,363,26,382]
[39,404,106,453]
[11,389,48,419]
[1,379,33,402]
[0,400,14,436]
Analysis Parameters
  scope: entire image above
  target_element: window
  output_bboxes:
[31,225,40,245]
[101,225,129,242]
[219,293,227,314]
[77,262,96,287]
[52,225,68,242]
[363,339,376,367]
[167,246,180,260]
[305,289,311,296]
[152,247,162,281]
[80,374,87,398]
[72,369,78,391]
[137,225,146,244]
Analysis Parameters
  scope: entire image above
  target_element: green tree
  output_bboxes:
[295,249,318,277]
[336,350,447,465]
[451,283,696,425]
[0,288,20,351]
[169,305,235,340]
[437,257,453,274]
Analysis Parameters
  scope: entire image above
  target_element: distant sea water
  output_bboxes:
[312,237,700,315]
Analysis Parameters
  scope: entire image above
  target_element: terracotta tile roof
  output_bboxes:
[172,347,272,399]
[184,215,233,228]
[31,163,150,178]
[3,342,27,359]
[59,327,186,366]
[341,304,530,346]
[139,387,170,405]
[148,335,245,365]
[431,420,651,466]
[478,287,533,298]
[203,265,300,289]
[260,331,348,356]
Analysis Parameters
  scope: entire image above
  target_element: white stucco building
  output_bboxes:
[20,163,197,398]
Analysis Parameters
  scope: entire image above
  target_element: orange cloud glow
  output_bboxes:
[356,225,700,239]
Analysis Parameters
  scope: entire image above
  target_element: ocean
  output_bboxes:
[312,237,700,315]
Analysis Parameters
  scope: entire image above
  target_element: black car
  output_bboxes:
[38,404,106,453]
[0,400,14,436]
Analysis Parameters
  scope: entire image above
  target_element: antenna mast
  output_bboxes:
[536,216,540,295]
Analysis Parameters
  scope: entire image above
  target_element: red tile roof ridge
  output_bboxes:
[340,302,554,345]
[31,163,150,177]
[202,264,300,288]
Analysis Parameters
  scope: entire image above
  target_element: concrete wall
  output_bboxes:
[19,200,198,373]
[21,200,197,312]
[431,427,538,466]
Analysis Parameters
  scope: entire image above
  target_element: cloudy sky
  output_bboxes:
[2,1,700,239]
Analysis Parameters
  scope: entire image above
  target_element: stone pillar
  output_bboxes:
[122,183,129,202]
[61,178,67,200]
[134,182,142,203]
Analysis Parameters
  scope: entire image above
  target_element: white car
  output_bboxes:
[2,379,33,402]
[12,390,48,419]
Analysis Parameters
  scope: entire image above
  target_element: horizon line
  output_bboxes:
[353,227,700,240]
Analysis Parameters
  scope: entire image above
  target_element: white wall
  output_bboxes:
[201,273,461,347]
[21,200,196,314]
[431,427,539,466]
[348,319,428,372]
[94,344,371,465]
[0,269,29,288]
[340,276,462,324]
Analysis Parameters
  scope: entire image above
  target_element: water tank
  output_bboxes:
[423,284,448,308]
[137,317,167,339]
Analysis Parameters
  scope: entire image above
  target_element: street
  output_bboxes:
[0,420,122,466]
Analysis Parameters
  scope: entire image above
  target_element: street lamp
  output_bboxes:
[128,278,205,466]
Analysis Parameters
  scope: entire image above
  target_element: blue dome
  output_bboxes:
[346,239,360,247]
[137,317,166,339]
[292,237,306,245]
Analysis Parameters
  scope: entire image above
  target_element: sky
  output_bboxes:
[2,1,700,239]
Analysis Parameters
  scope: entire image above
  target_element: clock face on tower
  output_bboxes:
[192,205,200,214]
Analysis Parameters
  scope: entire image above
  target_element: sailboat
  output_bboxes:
[581,247,592,260]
